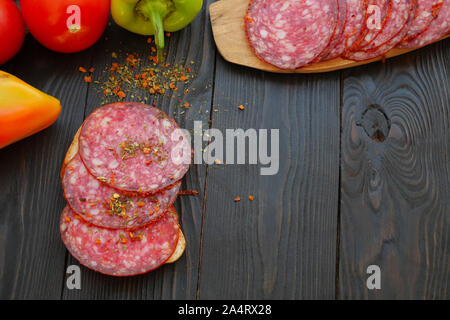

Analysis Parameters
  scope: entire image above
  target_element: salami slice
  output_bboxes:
[245,0,338,69]
[345,1,416,61]
[398,0,444,46]
[323,0,367,60]
[398,0,449,49]
[319,0,347,61]
[363,0,415,51]
[60,205,180,276]
[63,154,180,229]
[79,102,191,193]
[357,0,391,49]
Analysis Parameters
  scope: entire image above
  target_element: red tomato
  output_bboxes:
[20,0,110,53]
[0,0,25,65]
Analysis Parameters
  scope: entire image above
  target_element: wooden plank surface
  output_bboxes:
[197,60,340,299]
[62,3,216,299]
[0,36,91,299]
[339,40,450,299]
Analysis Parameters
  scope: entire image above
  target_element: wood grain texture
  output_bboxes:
[339,40,450,299]
[62,3,216,299]
[197,59,340,299]
[0,36,91,299]
[210,0,449,74]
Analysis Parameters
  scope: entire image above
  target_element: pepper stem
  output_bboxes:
[148,9,165,62]
[136,0,171,63]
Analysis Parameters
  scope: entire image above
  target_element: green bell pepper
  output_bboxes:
[111,0,203,61]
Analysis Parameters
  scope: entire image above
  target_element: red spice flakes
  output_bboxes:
[78,67,87,73]
[110,62,119,71]
[95,47,196,105]
[178,190,199,196]
[183,102,190,108]
[165,32,171,37]
[84,76,92,83]
[237,104,245,110]
[129,232,143,241]
[136,201,145,207]
[64,215,71,223]
[234,196,241,202]
[248,195,254,201]
[126,54,139,67]
[147,37,153,44]
[89,67,95,73]
[95,238,101,245]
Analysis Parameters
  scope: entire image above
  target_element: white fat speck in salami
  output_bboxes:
[79,102,191,193]
[245,0,338,69]
[398,0,449,49]
[60,206,180,276]
[63,154,180,229]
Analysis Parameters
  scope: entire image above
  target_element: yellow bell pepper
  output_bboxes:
[0,70,61,149]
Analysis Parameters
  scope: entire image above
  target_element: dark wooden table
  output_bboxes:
[0,2,448,300]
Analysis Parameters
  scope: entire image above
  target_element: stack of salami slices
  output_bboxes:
[245,0,449,70]
[60,102,191,276]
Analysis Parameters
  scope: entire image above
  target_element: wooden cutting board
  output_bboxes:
[209,0,448,73]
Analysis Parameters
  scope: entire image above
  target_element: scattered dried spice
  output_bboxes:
[248,195,254,201]
[178,190,199,196]
[238,104,245,110]
[234,196,241,202]
[129,231,143,241]
[93,47,196,105]
[84,76,92,83]
[107,193,129,218]
[118,138,167,163]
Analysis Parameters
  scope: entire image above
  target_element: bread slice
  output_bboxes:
[61,126,186,264]
[165,228,186,263]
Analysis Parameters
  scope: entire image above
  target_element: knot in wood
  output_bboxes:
[360,105,391,143]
